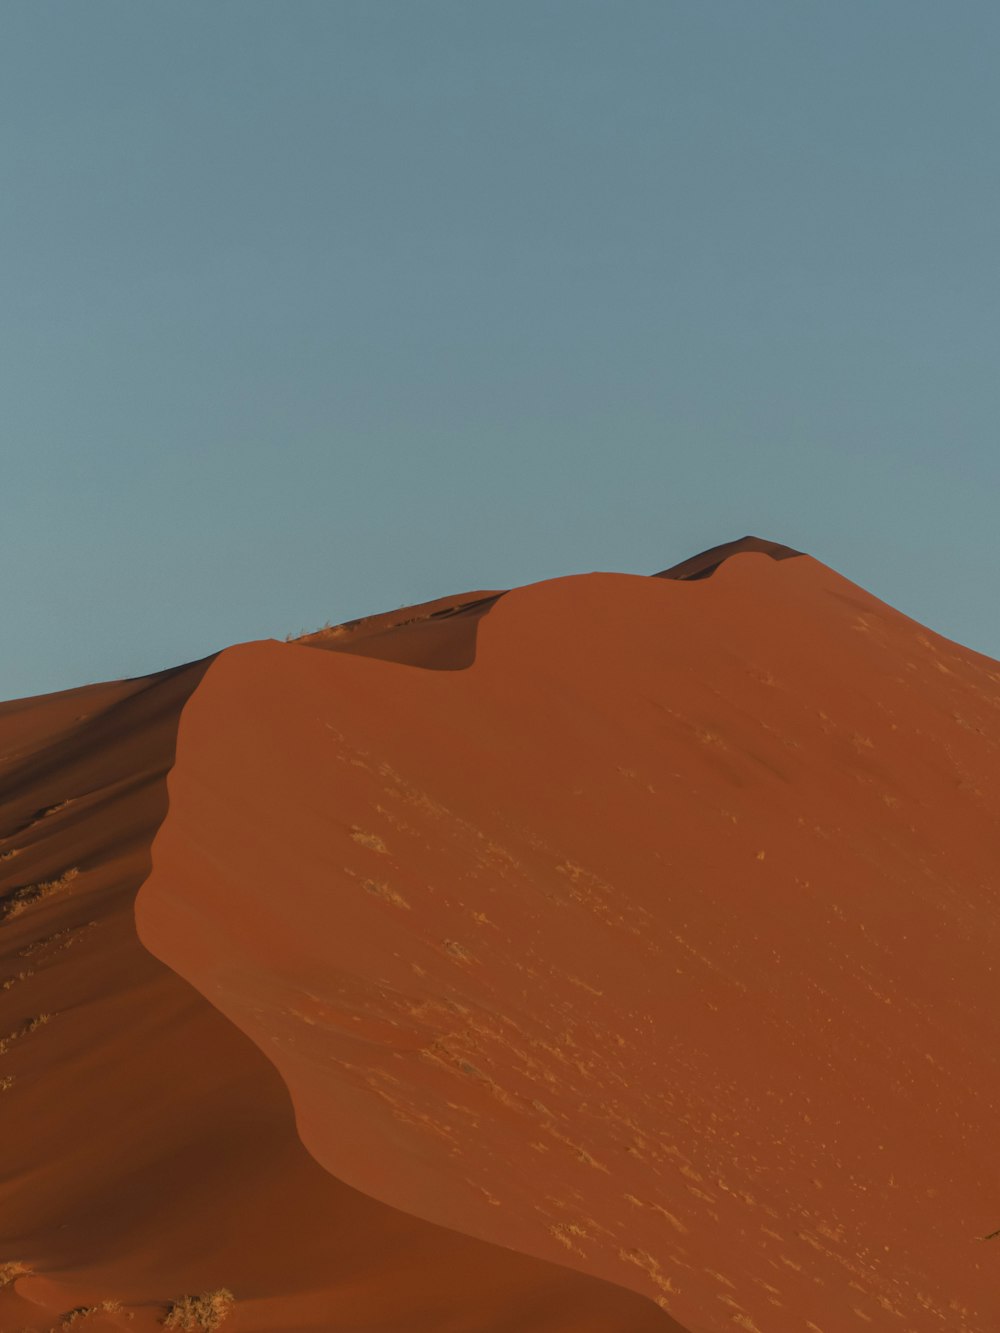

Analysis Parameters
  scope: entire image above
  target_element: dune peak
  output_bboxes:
[654,534,802,581]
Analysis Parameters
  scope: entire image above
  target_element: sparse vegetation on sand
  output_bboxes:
[1,969,34,990]
[0,1013,53,1056]
[163,1289,234,1331]
[1,868,79,920]
[350,827,388,854]
[58,1300,131,1327]
[0,1260,31,1285]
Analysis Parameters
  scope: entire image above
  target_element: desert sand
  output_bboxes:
[3,539,999,1332]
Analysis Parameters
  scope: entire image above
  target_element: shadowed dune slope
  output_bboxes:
[296,589,506,669]
[655,535,802,581]
[0,662,675,1330]
[139,552,1000,1333]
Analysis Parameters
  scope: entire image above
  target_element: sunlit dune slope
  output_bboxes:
[0,660,673,1330]
[139,549,1000,1333]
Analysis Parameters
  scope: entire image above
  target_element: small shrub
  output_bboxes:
[163,1290,234,1331]
[0,1260,31,1285]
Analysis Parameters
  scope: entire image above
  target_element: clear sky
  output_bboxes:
[2,1,998,700]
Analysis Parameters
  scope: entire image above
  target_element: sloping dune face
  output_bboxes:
[0,663,671,1330]
[139,551,1000,1333]
[295,589,506,669]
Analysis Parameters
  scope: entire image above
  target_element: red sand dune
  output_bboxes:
[4,540,1000,1332]
[0,669,666,1330]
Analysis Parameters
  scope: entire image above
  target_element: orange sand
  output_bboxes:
[0,664,666,1330]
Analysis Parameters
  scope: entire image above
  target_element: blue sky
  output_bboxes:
[2,1,998,698]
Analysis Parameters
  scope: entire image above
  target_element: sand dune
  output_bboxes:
[4,542,1000,1331]
[0,656,669,1330]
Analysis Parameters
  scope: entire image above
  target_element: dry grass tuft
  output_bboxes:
[163,1290,234,1331]
[362,878,411,910]
[350,828,388,854]
[0,1013,55,1056]
[0,848,21,863]
[18,921,95,959]
[39,800,70,818]
[0,1260,31,1285]
[1,868,79,920]
[0,1075,16,1091]
[284,619,338,641]
[1,969,34,991]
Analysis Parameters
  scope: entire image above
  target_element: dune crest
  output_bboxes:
[295,589,506,670]
[135,550,1000,1333]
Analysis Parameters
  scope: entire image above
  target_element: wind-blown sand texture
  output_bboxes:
[3,539,999,1331]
